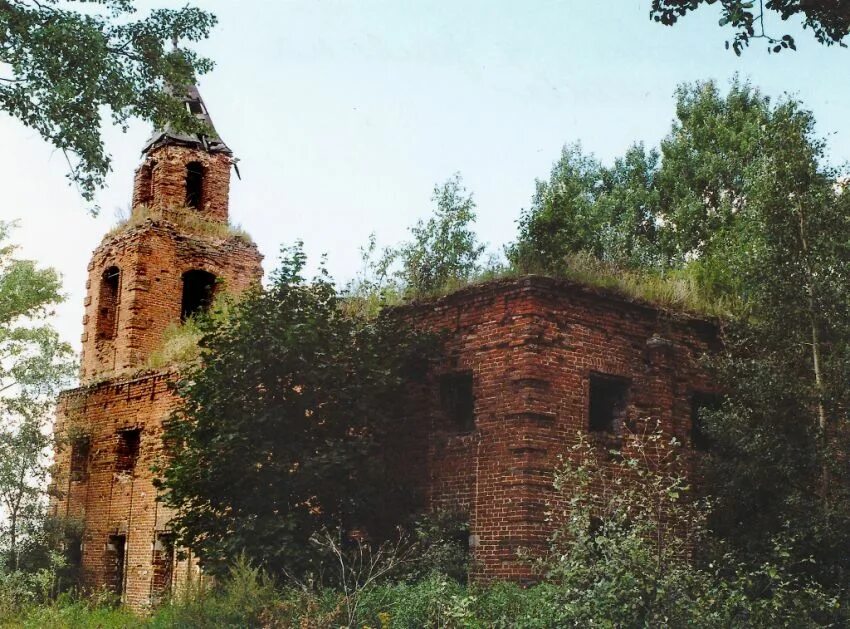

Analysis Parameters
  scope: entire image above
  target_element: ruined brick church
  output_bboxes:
[50,84,717,610]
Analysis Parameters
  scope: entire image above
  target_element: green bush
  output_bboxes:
[400,511,470,584]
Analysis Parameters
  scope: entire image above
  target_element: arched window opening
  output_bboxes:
[185,161,204,208]
[146,159,157,203]
[96,266,120,340]
[181,270,216,320]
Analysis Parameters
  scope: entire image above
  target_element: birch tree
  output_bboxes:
[0,223,74,571]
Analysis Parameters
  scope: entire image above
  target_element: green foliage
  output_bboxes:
[156,243,436,581]
[508,143,663,273]
[0,1,217,210]
[552,252,736,317]
[385,174,487,298]
[145,293,234,370]
[8,593,139,628]
[144,319,202,371]
[341,233,406,320]
[509,79,841,309]
[3,546,842,628]
[651,0,850,54]
[509,80,850,600]
[0,223,75,573]
[147,556,279,629]
[400,511,470,584]
[691,77,850,593]
[523,428,842,627]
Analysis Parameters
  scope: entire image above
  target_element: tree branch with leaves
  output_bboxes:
[0,0,217,211]
[651,0,850,54]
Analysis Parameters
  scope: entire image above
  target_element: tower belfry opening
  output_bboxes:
[181,270,217,320]
[185,162,204,208]
[97,266,120,339]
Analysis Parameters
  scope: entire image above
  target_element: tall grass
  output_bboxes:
[554,252,740,318]
[389,253,738,319]
[144,320,204,371]
[106,206,253,244]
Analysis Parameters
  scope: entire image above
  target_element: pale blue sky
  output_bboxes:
[1,0,848,352]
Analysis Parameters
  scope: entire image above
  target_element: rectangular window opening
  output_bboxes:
[187,100,205,115]
[115,429,141,473]
[96,267,120,340]
[70,436,91,482]
[439,371,475,433]
[588,373,630,434]
[106,534,126,596]
[152,532,175,603]
[691,392,721,451]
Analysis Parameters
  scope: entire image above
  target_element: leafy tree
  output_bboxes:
[699,94,850,589]
[0,223,74,571]
[651,0,850,54]
[508,143,663,272]
[0,0,217,208]
[653,79,779,290]
[156,244,435,580]
[510,79,850,593]
[508,144,606,272]
[509,79,815,292]
[388,174,486,296]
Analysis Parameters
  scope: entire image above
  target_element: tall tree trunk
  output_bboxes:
[8,509,17,572]
[797,204,829,499]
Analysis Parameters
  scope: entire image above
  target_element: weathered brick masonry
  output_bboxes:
[400,277,718,582]
[51,86,263,610]
[51,84,718,609]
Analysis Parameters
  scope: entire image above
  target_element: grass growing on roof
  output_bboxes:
[554,252,740,318]
[106,205,253,244]
[395,253,739,319]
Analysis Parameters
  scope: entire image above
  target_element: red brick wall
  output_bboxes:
[58,138,719,610]
[398,276,718,582]
[51,373,209,609]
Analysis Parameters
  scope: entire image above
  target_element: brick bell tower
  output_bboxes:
[79,84,262,383]
[51,84,263,609]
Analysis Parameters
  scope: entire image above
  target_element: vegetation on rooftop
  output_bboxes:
[105,205,253,245]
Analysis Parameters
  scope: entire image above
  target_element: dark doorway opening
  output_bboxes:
[152,532,175,603]
[439,371,475,433]
[106,534,126,596]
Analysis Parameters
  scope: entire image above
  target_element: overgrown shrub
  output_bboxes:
[400,511,470,584]
[156,244,436,582]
